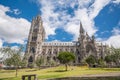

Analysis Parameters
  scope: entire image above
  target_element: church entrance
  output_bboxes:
[28,56,34,67]
[28,56,33,63]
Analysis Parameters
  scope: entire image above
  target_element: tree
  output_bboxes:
[98,58,105,67]
[20,60,27,68]
[112,48,120,66]
[85,55,96,67]
[105,48,120,67]
[36,57,44,70]
[1,46,24,77]
[4,58,13,66]
[57,52,75,71]
[0,46,14,59]
[28,63,34,69]
[10,54,21,77]
[4,53,22,77]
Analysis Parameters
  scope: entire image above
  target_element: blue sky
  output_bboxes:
[0,0,120,48]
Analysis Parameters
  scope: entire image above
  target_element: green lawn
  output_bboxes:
[0,66,120,80]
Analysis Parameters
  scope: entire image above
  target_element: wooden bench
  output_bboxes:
[22,74,37,80]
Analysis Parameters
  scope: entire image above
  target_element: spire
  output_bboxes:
[36,15,41,21]
[86,32,90,41]
[33,15,42,26]
[86,32,89,37]
[92,35,95,43]
[80,21,84,34]
[78,21,85,41]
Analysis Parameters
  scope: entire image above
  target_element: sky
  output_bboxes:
[0,0,120,48]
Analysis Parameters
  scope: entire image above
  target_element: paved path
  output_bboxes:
[41,72,120,80]
[81,72,120,77]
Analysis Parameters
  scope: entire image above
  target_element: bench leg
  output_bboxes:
[34,76,37,80]
[22,77,25,80]
[28,76,31,80]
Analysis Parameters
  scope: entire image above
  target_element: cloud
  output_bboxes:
[0,39,3,48]
[0,0,118,48]
[36,0,120,48]
[112,27,120,35]
[103,35,120,48]
[36,0,113,41]
[13,9,21,15]
[0,5,30,44]
[102,21,120,48]
[112,0,120,4]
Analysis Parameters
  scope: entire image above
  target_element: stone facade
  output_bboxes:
[25,15,109,66]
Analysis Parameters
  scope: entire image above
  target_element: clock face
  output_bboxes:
[77,42,80,46]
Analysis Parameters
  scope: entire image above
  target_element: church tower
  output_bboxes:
[78,22,87,62]
[25,15,45,66]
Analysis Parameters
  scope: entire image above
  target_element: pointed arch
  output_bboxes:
[86,44,95,54]
[28,56,33,63]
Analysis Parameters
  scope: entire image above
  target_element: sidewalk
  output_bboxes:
[81,72,120,77]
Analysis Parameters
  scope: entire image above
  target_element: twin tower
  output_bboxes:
[25,15,108,66]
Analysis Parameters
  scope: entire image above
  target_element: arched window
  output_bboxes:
[31,47,35,53]
[42,49,46,55]
[53,56,56,61]
[76,49,79,54]
[86,44,94,53]
[78,57,81,63]
[53,49,57,55]
[28,56,33,63]
[33,25,38,32]
[32,36,37,41]
[59,49,62,52]
[47,56,50,61]
[70,49,74,53]
[65,49,68,51]
[48,49,52,55]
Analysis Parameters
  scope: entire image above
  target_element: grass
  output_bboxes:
[0,66,120,80]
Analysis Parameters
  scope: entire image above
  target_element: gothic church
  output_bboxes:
[25,15,109,66]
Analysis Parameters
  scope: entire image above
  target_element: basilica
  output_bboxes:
[25,15,109,66]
